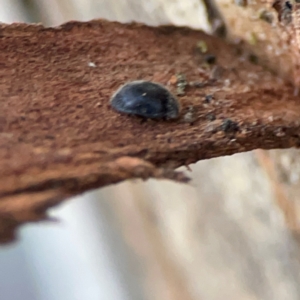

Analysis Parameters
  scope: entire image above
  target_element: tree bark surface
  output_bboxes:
[0,19,299,242]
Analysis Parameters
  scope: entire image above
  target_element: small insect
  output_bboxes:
[110,80,180,119]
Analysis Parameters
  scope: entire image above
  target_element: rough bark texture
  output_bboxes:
[0,19,300,242]
[214,0,297,82]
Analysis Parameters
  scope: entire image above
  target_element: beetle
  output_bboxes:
[110,80,180,120]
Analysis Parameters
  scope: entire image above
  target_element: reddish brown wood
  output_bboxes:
[0,20,299,242]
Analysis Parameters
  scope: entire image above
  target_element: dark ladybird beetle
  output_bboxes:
[110,80,180,119]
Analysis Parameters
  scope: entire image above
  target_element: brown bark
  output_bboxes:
[215,0,299,85]
[0,19,299,242]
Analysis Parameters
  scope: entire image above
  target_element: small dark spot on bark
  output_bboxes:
[204,54,216,64]
[222,119,239,133]
[248,54,259,64]
[272,0,292,24]
[204,94,214,103]
[285,1,292,9]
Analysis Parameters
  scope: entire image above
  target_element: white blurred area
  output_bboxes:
[1,192,140,300]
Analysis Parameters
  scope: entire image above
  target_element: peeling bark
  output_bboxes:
[0,19,299,242]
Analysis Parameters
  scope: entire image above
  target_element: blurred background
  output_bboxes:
[1,1,300,299]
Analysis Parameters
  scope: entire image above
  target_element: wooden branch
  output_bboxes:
[0,19,299,242]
